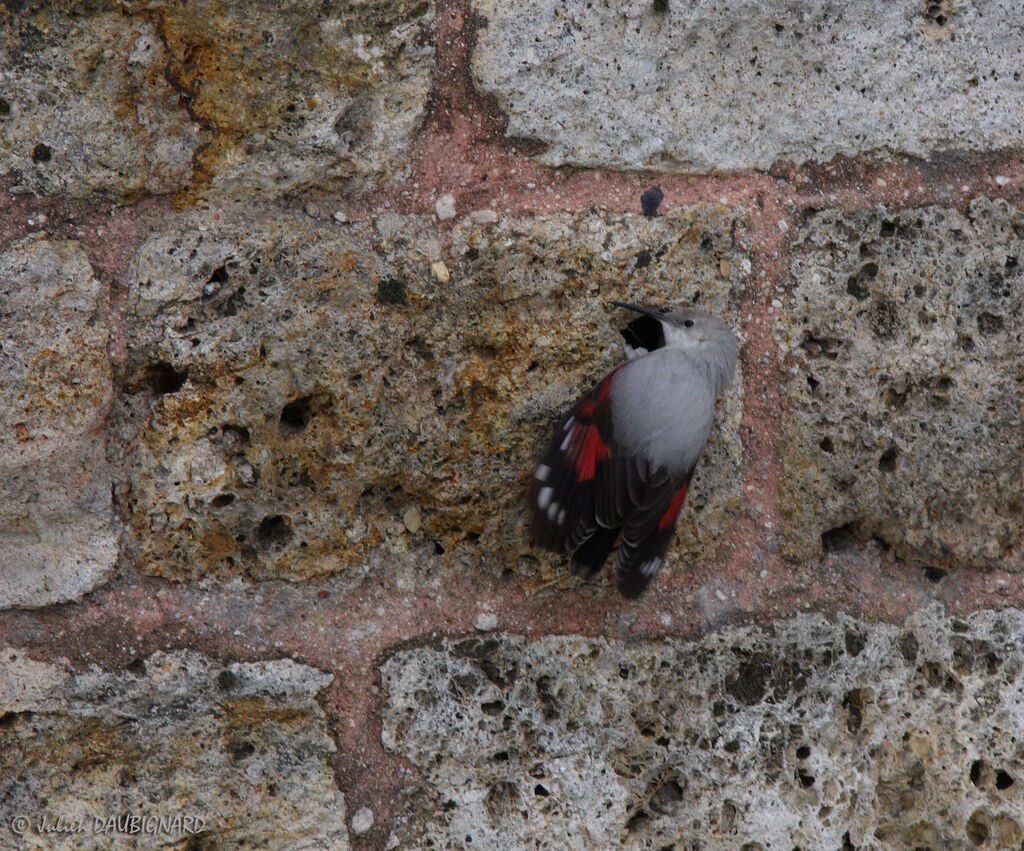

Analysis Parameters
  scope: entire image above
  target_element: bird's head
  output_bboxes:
[612,301,738,394]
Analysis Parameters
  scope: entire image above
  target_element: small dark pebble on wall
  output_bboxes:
[641,186,664,217]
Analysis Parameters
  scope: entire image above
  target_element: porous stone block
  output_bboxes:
[0,0,432,203]
[0,647,347,850]
[777,199,1024,567]
[119,204,747,586]
[381,608,1024,848]
[0,4,202,201]
[0,235,116,609]
[157,0,435,201]
[472,0,1024,172]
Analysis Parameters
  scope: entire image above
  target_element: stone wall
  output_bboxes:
[1,1,1023,848]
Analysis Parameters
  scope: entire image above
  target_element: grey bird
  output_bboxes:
[529,301,737,598]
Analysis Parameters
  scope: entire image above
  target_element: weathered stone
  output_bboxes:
[472,0,1024,172]
[158,0,434,201]
[118,204,747,586]
[0,0,432,203]
[0,647,347,850]
[0,235,116,609]
[381,607,1024,848]
[777,199,1024,567]
[0,3,202,201]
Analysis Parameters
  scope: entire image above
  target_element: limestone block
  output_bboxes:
[0,235,116,609]
[381,608,1024,848]
[119,204,747,585]
[0,4,202,201]
[777,199,1024,567]
[0,0,433,202]
[0,647,347,850]
[472,0,1024,172]
[157,0,435,201]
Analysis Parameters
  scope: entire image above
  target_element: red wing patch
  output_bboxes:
[657,482,690,532]
[564,367,620,482]
[567,422,611,482]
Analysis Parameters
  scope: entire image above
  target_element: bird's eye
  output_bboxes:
[684,319,695,328]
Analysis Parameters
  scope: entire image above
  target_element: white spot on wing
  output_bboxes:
[557,509,566,526]
[560,429,574,451]
[537,487,553,510]
[535,464,551,481]
[640,558,662,577]
[563,416,575,432]
[547,501,559,522]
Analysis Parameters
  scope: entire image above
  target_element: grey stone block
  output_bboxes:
[0,236,117,609]
[0,9,202,201]
[382,608,1024,848]
[777,199,1024,568]
[0,647,347,850]
[472,0,1024,171]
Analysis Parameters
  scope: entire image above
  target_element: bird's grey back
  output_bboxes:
[610,347,717,475]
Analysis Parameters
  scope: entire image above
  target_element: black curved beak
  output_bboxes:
[610,300,667,322]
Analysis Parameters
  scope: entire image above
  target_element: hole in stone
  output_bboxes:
[626,811,650,832]
[923,566,945,582]
[280,395,314,435]
[203,265,229,296]
[842,688,868,733]
[977,312,1004,335]
[996,770,1014,789]
[807,375,819,392]
[880,220,896,237]
[492,751,509,762]
[648,779,683,815]
[480,700,504,716]
[966,810,989,845]
[970,760,984,787]
[138,361,188,395]
[819,436,834,453]
[845,628,866,656]
[217,669,238,690]
[31,142,51,162]
[0,98,10,116]
[433,540,445,555]
[228,740,255,761]
[376,277,408,305]
[210,493,236,508]
[221,423,251,445]
[796,745,811,760]
[878,446,898,472]
[534,784,550,796]
[822,523,855,553]
[125,658,147,676]
[797,768,815,787]
[255,514,293,549]
[846,276,869,300]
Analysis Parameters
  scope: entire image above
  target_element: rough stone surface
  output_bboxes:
[158,0,434,201]
[118,204,747,586]
[382,608,1024,849]
[472,0,1024,172]
[0,647,347,850]
[777,198,1024,568]
[0,3,202,201]
[0,0,433,203]
[0,236,117,609]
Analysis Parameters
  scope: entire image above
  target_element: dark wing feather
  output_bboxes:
[616,476,692,599]
[529,366,623,554]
